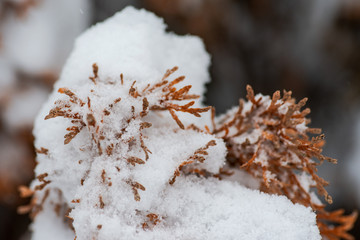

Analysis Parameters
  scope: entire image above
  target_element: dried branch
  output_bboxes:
[146,66,211,129]
[142,213,161,230]
[127,180,146,202]
[35,147,49,155]
[34,173,51,191]
[127,156,146,166]
[89,63,98,84]
[169,140,217,185]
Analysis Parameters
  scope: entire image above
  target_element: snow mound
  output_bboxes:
[31,6,320,240]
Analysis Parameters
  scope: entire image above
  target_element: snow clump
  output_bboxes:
[30,6,320,240]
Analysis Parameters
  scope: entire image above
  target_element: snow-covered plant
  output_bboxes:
[20,7,356,240]
[213,86,357,240]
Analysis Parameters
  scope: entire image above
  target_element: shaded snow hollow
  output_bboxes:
[31,7,321,240]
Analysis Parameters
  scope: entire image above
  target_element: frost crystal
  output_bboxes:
[27,7,322,240]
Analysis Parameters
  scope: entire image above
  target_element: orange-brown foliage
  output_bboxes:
[214,85,357,240]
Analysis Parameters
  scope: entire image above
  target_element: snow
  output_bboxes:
[72,177,320,240]
[30,6,321,240]
[57,6,210,101]
[31,190,75,240]
[224,168,260,189]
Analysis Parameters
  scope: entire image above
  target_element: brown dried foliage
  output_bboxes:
[99,196,105,209]
[127,156,146,166]
[45,87,86,145]
[169,140,217,185]
[142,213,161,230]
[100,169,112,187]
[18,174,53,218]
[35,64,356,237]
[34,173,51,191]
[89,63,99,84]
[18,185,34,198]
[127,180,146,202]
[214,85,357,240]
[18,187,70,224]
[145,66,211,129]
[42,64,212,212]
[35,147,49,155]
[317,209,358,240]
[44,64,209,162]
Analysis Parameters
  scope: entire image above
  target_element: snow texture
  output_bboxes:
[31,7,321,240]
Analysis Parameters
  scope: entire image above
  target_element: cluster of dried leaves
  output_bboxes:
[213,85,357,240]
[141,212,161,230]
[21,65,357,239]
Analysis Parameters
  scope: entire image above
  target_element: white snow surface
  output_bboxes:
[56,6,210,101]
[31,7,321,240]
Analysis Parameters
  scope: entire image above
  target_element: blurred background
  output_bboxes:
[1,0,360,239]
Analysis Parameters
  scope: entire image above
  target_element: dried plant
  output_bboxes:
[142,213,161,230]
[21,63,357,239]
[21,66,357,239]
[213,85,357,240]
[20,64,213,236]
[16,7,358,239]
[44,64,210,151]
[169,140,217,185]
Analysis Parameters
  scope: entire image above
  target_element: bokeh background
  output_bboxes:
[1,0,360,239]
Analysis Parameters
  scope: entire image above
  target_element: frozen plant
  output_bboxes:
[20,7,356,240]
[213,86,357,240]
